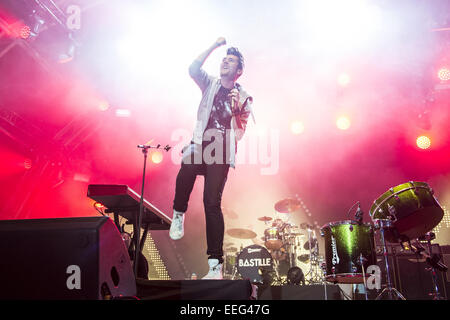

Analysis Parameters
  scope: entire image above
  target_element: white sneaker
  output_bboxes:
[169,210,185,240]
[202,259,223,280]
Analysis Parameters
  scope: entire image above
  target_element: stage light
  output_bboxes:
[151,151,163,164]
[94,202,106,210]
[337,73,351,87]
[336,116,351,130]
[290,121,305,135]
[19,25,31,39]
[437,67,450,82]
[23,159,32,170]
[98,101,110,111]
[416,135,431,150]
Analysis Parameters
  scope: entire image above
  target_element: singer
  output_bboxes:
[169,37,254,279]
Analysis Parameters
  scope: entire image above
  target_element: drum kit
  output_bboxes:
[224,181,447,300]
[224,197,324,285]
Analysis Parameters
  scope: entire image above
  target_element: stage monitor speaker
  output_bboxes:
[0,216,136,299]
[374,244,447,300]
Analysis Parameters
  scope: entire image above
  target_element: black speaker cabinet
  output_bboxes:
[374,244,448,300]
[0,216,136,299]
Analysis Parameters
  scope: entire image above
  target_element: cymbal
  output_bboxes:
[225,247,238,252]
[274,198,302,213]
[226,228,257,239]
[258,216,273,222]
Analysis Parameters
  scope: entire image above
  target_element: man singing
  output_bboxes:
[169,37,254,279]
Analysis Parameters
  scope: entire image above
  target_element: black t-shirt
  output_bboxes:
[204,85,232,136]
[201,85,233,163]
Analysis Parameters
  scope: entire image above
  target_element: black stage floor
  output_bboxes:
[136,279,342,300]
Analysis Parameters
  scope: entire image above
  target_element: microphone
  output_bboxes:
[230,84,239,114]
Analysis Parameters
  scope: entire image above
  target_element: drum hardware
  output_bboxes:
[258,216,273,222]
[387,204,398,222]
[358,253,369,301]
[374,219,406,300]
[286,266,305,285]
[416,232,446,300]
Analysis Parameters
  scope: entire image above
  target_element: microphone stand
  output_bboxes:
[134,143,171,278]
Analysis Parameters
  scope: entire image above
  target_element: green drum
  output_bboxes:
[321,220,376,284]
[369,181,444,242]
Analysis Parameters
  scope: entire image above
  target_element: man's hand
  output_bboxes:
[215,37,226,48]
[229,88,241,113]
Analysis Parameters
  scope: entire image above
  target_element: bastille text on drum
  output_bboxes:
[238,258,272,267]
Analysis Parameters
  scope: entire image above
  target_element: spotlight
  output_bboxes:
[416,135,431,150]
[290,121,305,135]
[337,73,351,87]
[336,116,351,130]
[94,202,106,210]
[98,101,110,111]
[23,159,32,170]
[437,67,450,82]
[19,25,31,39]
[151,151,163,164]
[287,267,305,285]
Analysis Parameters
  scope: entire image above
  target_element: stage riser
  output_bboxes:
[257,284,342,300]
[136,279,254,300]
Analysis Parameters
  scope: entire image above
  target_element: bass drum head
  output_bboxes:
[236,245,273,283]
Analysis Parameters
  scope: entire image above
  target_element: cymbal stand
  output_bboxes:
[359,254,369,301]
[421,232,444,300]
[374,219,406,300]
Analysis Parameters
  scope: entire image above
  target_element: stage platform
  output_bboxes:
[257,284,342,300]
[136,279,254,300]
[136,279,342,300]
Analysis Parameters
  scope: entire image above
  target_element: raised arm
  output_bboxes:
[189,37,227,91]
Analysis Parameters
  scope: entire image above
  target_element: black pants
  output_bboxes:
[173,142,230,264]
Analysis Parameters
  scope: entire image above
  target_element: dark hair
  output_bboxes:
[227,47,244,70]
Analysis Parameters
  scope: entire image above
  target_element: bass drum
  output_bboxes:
[369,181,444,242]
[321,220,376,284]
[236,245,273,283]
